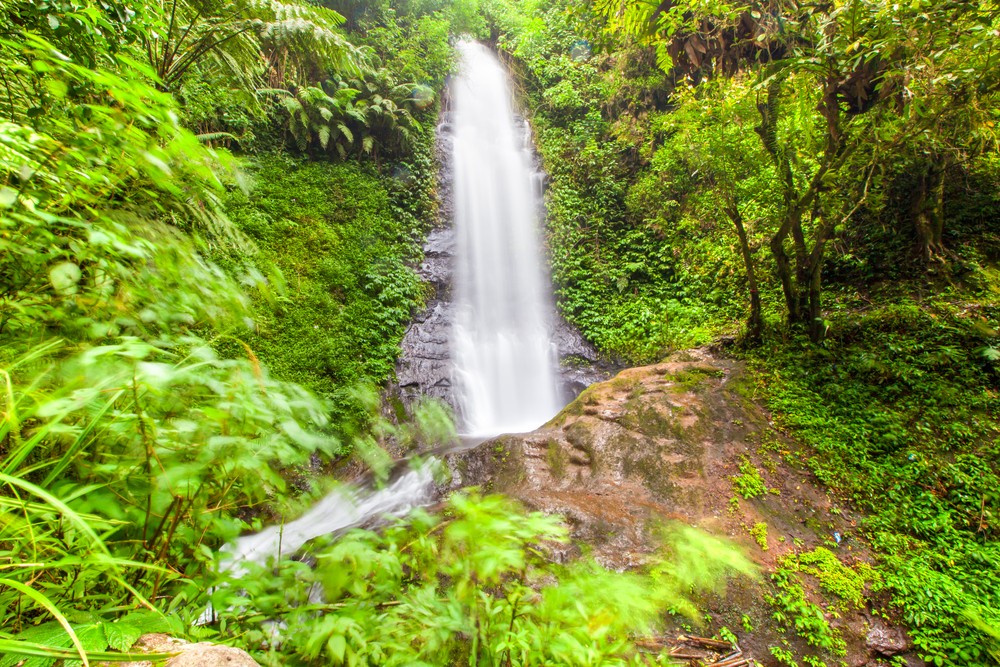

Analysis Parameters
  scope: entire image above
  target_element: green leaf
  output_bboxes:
[0,580,88,667]
[327,635,346,662]
[101,622,141,653]
[49,262,82,295]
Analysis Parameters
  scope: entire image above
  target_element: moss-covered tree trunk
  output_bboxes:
[806,218,836,344]
[755,80,802,326]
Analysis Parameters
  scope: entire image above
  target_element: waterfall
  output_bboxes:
[451,40,559,436]
[221,41,562,575]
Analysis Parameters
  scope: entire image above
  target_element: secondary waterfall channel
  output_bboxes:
[225,41,560,569]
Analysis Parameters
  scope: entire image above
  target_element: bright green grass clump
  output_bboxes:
[732,455,768,500]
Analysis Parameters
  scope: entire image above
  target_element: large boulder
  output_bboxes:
[110,634,259,667]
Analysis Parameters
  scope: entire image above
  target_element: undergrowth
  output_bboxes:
[211,155,430,407]
[745,301,1000,667]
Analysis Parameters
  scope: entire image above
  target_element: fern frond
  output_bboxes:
[337,122,353,144]
[196,132,237,142]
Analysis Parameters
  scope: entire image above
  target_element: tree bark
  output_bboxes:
[770,217,800,324]
[911,156,948,262]
[755,80,802,325]
[724,204,762,344]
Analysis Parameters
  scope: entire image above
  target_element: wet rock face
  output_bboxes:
[394,115,458,410]
[395,225,457,409]
[445,348,914,667]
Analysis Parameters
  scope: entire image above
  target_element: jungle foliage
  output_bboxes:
[0,0,468,662]
[0,0,756,663]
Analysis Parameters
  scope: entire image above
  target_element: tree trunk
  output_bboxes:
[807,248,826,344]
[791,216,811,322]
[724,204,762,344]
[929,159,947,251]
[806,217,837,344]
[755,80,802,327]
[770,210,804,326]
[911,157,948,261]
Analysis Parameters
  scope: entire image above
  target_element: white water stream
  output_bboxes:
[222,466,436,571]
[451,40,559,437]
[222,41,559,573]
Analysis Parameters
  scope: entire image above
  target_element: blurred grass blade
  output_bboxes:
[0,578,89,667]
[0,473,111,556]
[0,639,176,662]
[2,409,72,474]
[3,339,64,372]
[43,389,126,486]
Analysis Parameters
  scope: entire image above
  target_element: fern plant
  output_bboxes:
[273,69,423,161]
[140,0,363,94]
[270,84,359,156]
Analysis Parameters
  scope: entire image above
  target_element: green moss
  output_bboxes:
[726,377,756,400]
[213,155,428,417]
[620,402,679,440]
[611,376,642,395]
[546,439,567,478]
[792,548,881,607]
[389,396,408,424]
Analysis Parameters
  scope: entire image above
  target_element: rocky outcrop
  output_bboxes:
[110,634,259,667]
[393,110,458,411]
[445,348,920,667]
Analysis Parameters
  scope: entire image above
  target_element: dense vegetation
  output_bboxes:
[2,0,999,664]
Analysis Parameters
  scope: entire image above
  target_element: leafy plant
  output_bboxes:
[750,522,769,551]
[195,494,758,666]
[732,455,768,500]
[767,567,846,657]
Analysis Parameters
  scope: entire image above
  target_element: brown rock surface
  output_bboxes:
[110,634,259,667]
[445,348,918,667]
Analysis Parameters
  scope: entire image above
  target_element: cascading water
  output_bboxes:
[223,465,437,572]
[451,40,559,436]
